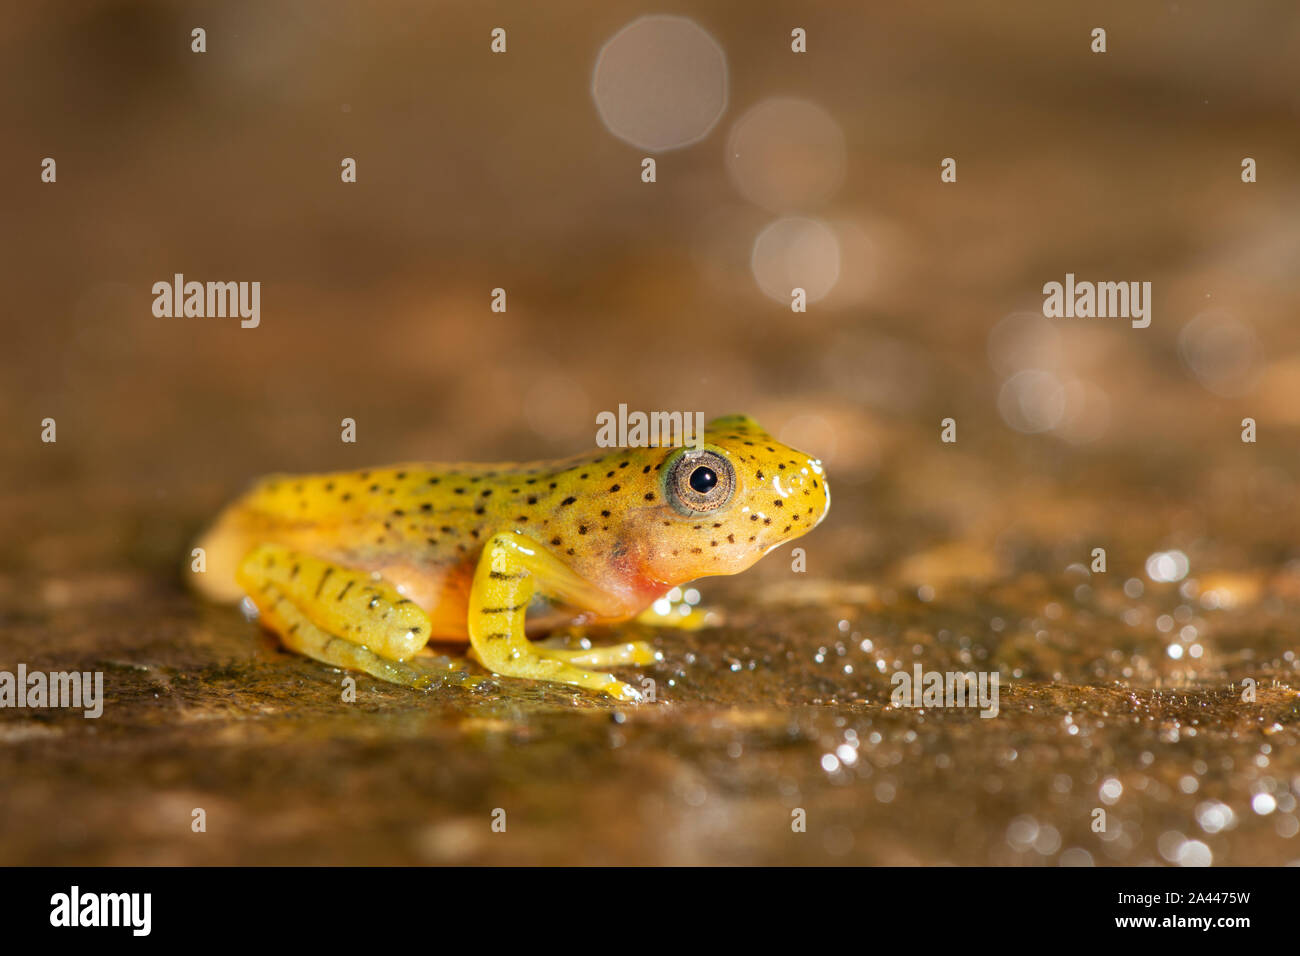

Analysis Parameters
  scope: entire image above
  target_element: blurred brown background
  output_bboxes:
[1,1,1299,865]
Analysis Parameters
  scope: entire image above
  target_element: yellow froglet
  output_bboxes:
[192,415,829,700]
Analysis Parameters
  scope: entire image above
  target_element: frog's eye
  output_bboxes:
[666,450,735,516]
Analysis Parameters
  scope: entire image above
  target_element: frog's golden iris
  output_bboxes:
[192,414,830,700]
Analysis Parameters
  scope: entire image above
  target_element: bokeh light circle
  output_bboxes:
[997,370,1067,434]
[726,97,847,211]
[750,217,841,303]
[592,16,728,152]
[1177,310,1260,397]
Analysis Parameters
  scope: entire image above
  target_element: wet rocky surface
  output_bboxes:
[2,443,1298,865]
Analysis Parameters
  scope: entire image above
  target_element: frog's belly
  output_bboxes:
[374,560,602,642]
[363,558,473,640]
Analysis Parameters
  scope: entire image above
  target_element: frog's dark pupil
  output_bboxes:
[689,466,718,494]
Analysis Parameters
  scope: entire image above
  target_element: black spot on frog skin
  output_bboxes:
[601,510,611,518]
[644,492,655,501]
[560,496,577,506]
[578,525,589,534]
[420,503,433,512]
[609,484,621,493]
[395,471,407,480]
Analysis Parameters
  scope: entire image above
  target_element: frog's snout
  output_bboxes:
[809,460,830,529]
[793,457,830,535]
[753,453,829,559]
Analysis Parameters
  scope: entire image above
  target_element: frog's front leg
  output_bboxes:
[468,533,660,701]
[236,544,449,689]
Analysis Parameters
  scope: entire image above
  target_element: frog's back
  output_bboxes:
[191,456,602,620]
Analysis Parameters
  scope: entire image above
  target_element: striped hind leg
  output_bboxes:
[235,544,449,689]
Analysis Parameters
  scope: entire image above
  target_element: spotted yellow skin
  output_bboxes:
[192,415,830,700]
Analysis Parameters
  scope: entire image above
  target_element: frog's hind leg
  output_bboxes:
[467,533,660,701]
[235,544,445,689]
[251,584,441,688]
